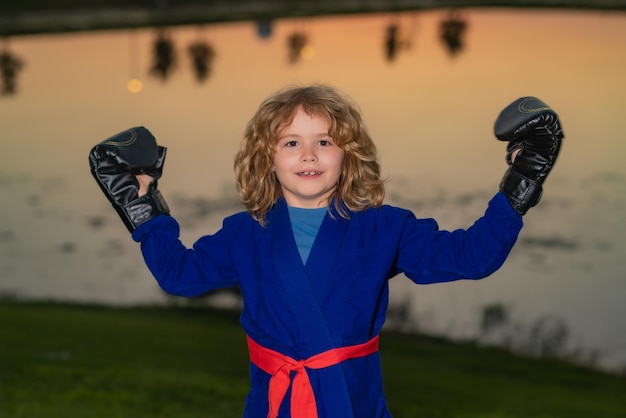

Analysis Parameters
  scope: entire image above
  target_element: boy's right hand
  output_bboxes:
[89,126,170,232]
[136,173,154,197]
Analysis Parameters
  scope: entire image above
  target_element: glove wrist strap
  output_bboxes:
[121,190,170,232]
[500,168,542,215]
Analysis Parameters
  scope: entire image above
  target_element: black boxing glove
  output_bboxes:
[89,126,169,232]
[494,97,563,215]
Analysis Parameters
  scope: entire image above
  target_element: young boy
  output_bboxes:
[89,85,562,417]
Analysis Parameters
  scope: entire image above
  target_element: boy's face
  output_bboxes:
[272,107,345,208]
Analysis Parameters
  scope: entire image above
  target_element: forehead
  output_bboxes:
[279,106,330,133]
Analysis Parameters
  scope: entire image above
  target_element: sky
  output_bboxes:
[1,8,625,371]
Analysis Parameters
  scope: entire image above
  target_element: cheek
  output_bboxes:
[336,151,346,170]
[272,154,292,178]
[270,150,281,172]
[271,155,283,172]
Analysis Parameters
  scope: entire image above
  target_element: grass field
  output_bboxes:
[1,302,625,418]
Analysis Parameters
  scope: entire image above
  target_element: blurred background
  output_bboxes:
[1,1,625,372]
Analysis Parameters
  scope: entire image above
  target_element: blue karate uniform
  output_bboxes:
[132,192,523,417]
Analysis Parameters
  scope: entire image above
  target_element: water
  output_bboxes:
[1,9,625,372]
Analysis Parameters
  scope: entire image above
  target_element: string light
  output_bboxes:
[127,29,142,94]
[0,10,472,96]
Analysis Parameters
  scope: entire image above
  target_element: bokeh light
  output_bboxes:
[127,78,143,94]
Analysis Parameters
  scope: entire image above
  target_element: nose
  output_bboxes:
[301,144,317,162]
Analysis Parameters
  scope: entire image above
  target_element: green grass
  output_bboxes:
[1,302,624,418]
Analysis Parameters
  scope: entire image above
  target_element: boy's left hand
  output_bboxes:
[494,97,564,215]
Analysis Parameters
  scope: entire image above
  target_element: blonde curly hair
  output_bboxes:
[234,84,385,225]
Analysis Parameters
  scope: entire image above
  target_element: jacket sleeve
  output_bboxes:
[397,192,523,284]
[131,214,239,296]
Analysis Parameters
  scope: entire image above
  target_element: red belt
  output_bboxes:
[247,335,379,418]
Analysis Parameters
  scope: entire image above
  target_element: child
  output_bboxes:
[89,84,562,418]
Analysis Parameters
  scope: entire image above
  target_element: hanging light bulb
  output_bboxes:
[440,9,468,57]
[0,47,24,96]
[127,30,142,94]
[188,40,215,83]
[150,29,177,81]
[127,78,143,94]
[300,43,316,61]
[256,20,273,40]
[287,32,314,64]
[384,24,400,62]
[383,15,416,63]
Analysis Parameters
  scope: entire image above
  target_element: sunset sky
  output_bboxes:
[1,8,625,370]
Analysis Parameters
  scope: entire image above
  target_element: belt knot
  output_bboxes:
[247,336,379,418]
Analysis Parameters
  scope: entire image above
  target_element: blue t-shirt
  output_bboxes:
[287,206,327,264]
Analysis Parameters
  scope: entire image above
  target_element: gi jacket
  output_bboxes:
[132,192,523,417]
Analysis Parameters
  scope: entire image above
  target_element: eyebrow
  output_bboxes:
[278,132,331,140]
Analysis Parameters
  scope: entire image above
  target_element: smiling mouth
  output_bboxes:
[298,171,322,176]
